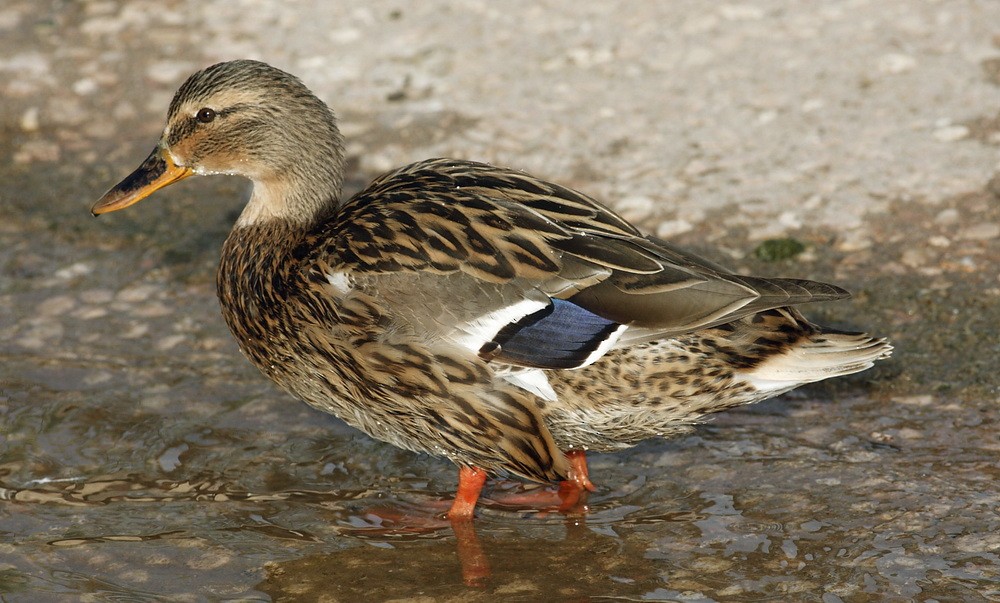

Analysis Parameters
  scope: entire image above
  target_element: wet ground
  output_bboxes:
[2,1,999,601]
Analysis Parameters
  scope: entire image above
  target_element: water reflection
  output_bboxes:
[0,469,696,596]
[258,504,673,598]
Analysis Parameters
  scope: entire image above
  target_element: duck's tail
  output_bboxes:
[739,312,893,396]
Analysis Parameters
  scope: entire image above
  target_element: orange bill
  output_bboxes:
[91,146,193,215]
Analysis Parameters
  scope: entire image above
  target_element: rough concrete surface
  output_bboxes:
[1,1,998,601]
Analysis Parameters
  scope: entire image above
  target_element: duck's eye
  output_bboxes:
[196,108,217,123]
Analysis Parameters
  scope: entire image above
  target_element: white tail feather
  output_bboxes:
[744,333,892,394]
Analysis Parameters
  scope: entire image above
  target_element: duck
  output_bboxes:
[92,60,891,521]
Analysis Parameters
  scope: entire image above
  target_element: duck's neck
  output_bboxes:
[234,124,346,230]
[234,178,340,229]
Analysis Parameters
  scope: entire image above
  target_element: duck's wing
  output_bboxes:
[312,158,848,371]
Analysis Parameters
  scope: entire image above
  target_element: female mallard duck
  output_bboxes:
[93,60,891,520]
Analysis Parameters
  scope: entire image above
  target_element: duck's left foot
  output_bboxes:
[555,449,595,514]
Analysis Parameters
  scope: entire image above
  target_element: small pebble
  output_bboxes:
[719,4,765,20]
[893,395,934,407]
[83,372,113,387]
[934,208,959,225]
[782,539,798,559]
[683,159,712,177]
[958,223,999,240]
[682,14,719,34]
[118,569,150,584]
[359,148,401,174]
[801,98,824,113]
[900,248,928,268]
[37,295,76,317]
[328,27,362,44]
[146,61,195,86]
[878,53,917,74]
[20,107,39,132]
[54,262,92,279]
[122,323,150,339]
[14,140,60,163]
[933,125,968,142]
[565,46,614,68]
[0,8,21,30]
[74,307,108,320]
[19,321,63,349]
[72,78,98,96]
[116,284,159,303]
[615,195,654,222]
[156,334,187,350]
[778,211,802,229]
[80,16,126,36]
[80,289,114,304]
[133,302,173,318]
[835,232,872,252]
[757,110,778,124]
[689,556,734,572]
[186,552,233,571]
[656,219,693,238]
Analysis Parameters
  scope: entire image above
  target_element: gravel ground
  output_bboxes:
[2,1,999,600]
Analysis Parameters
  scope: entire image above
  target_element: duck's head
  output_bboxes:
[92,59,345,225]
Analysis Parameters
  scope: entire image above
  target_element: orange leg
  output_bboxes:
[565,449,596,492]
[557,450,596,512]
[447,465,488,521]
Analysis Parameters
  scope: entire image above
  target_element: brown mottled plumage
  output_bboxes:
[92,60,891,519]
